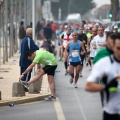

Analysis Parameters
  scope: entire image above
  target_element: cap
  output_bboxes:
[104,27,110,32]
[114,25,118,29]
[64,25,68,29]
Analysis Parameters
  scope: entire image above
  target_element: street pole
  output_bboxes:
[0,1,1,66]
[1,1,5,63]
[32,0,36,76]
[32,0,35,41]
[58,7,61,24]
[14,0,18,52]
[24,0,26,28]
[4,0,8,61]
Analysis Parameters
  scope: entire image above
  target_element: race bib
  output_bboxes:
[98,43,104,48]
[92,43,96,49]
[72,50,79,57]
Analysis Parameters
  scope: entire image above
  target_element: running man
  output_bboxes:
[78,27,87,76]
[87,27,97,67]
[19,49,57,101]
[93,27,106,55]
[60,26,72,75]
[65,32,85,88]
[85,34,120,120]
[57,25,64,61]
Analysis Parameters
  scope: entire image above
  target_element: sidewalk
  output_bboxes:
[0,48,50,107]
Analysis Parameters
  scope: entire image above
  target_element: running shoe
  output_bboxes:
[86,62,89,66]
[80,73,83,77]
[69,78,73,84]
[19,80,29,89]
[44,95,56,101]
[59,57,63,61]
[65,70,68,75]
[73,83,78,88]
[58,58,61,61]
[61,57,63,61]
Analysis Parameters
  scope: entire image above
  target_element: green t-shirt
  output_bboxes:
[86,33,93,38]
[33,50,57,66]
[93,47,113,64]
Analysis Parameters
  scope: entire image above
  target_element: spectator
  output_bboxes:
[51,21,57,40]
[44,23,53,41]
[19,28,39,85]
[35,21,42,40]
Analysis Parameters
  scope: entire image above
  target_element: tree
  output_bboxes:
[110,0,119,21]
[51,0,96,20]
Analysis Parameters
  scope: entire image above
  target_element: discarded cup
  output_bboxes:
[55,70,60,72]
[13,60,17,62]
[8,104,14,107]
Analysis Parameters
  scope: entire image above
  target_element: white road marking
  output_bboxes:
[74,89,88,120]
[53,98,65,120]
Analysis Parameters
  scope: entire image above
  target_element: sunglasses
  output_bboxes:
[72,35,77,36]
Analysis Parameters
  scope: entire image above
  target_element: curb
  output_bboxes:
[0,94,50,107]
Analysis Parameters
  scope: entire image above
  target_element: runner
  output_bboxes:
[19,49,57,101]
[93,27,106,56]
[65,32,85,88]
[85,34,120,120]
[87,27,97,68]
[73,23,79,33]
[93,32,116,64]
[78,27,87,77]
[57,25,64,61]
[60,26,72,75]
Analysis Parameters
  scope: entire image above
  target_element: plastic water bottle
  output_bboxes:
[55,70,60,72]
[8,104,14,107]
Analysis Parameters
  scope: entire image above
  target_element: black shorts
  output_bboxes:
[90,57,94,60]
[42,65,57,76]
[63,47,69,53]
[70,62,81,67]
[103,111,120,120]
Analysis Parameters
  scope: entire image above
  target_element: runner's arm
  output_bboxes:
[80,42,86,55]
[87,38,90,53]
[19,62,37,80]
[85,82,104,92]
[85,59,107,92]
[60,34,64,46]
[65,42,70,61]
[22,62,36,75]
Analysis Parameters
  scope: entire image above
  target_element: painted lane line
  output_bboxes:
[53,98,65,120]
[74,89,87,120]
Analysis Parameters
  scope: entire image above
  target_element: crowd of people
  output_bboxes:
[18,20,120,120]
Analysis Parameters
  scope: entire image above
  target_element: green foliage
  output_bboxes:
[51,0,96,20]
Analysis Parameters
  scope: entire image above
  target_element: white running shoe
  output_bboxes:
[19,80,29,89]
[73,83,78,88]
[44,95,56,101]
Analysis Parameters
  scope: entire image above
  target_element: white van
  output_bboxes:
[66,13,81,22]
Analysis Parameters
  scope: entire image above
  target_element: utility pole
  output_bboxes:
[4,0,8,61]
[32,0,36,76]
[68,0,72,15]
[1,1,5,63]
[58,7,61,24]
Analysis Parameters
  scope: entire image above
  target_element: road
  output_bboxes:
[0,47,102,120]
